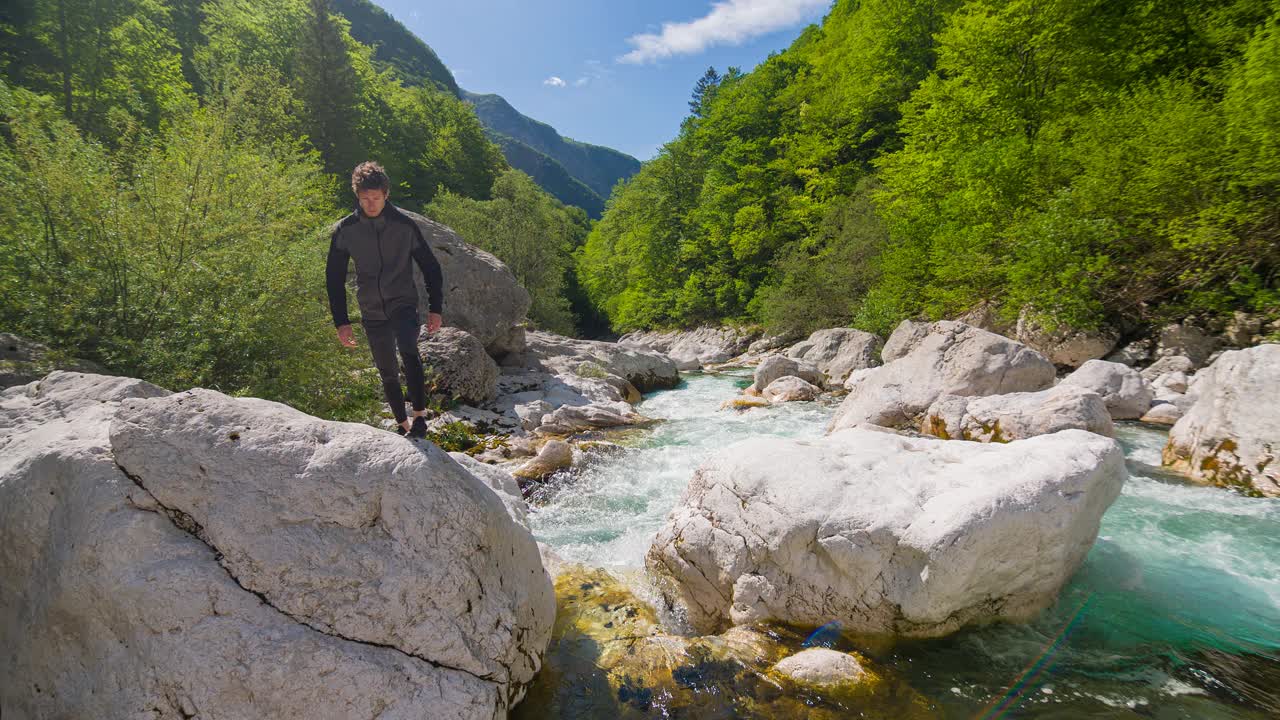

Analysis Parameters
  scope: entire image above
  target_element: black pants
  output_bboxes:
[364,306,424,424]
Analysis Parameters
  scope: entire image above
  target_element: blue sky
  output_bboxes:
[371,1,832,161]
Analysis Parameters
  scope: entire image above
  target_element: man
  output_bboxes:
[326,161,444,438]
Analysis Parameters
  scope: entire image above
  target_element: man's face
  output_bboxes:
[357,188,389,218]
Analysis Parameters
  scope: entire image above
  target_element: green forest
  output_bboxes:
[0,0,590,420]
[579,0,1280,339]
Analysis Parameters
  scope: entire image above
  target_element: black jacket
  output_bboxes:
[325,203,444,327]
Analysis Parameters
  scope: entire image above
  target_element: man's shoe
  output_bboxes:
[409,416,428,439]
[394,424,408,436]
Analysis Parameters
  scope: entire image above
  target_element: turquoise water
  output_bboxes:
[527,372,1280,718]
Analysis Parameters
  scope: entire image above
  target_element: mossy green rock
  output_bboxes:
[514,566,935,719]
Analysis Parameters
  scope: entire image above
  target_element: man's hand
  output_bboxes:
[336,324,357,348]
[426,312,443,334]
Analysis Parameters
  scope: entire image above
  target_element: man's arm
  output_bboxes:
[325,229,352,327]
[410,228,444,316]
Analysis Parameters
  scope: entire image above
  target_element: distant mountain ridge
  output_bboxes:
[463,91,641,202]
[330,0,640,217]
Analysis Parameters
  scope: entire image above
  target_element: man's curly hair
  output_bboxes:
[351,161,390,194]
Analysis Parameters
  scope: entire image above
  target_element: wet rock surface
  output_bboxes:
[512,566,932,720]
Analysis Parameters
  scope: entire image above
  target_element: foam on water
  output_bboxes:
[528,372,1280,717]
[528,371,832,568]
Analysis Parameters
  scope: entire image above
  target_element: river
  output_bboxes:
[525,371,1279,718]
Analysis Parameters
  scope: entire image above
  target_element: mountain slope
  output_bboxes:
[487,134,606,218]
[464,91,641,200]
[332,0,459,96]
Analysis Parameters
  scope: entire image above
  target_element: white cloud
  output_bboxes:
[619,0,829,64]
[543,76,566,87]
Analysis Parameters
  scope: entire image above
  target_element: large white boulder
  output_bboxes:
[402,210,531,357]
[646,427,1126,637]
[1163,344,1280,497]
[784,328,883,387]
[1060,359,1155,420]
[922,385,1115,442]
[108,385,556,693]
[829,321,1056,433]
[2,372,553,718]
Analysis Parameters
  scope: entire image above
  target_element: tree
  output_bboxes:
[688,66,721,116]
[294,0,363,175]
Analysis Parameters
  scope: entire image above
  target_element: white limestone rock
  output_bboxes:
[646,427,1126,637]
[923,385,1115,442]
[514,439,574,480]
[620,327,760,371]
[773,648,866,688]
[1106,339,1154,367]
[763,376,821,404]
[450,452,529,528]
[880,319,932,363]
[1140,401,1184,426]
[524,330,678,392]
[1,372,529,719]
[0,333,104,389]
[417,326,499,405]
[401,210,531,357]
[1015,310,1119,368]
[1141,355,1195,382]
[534,401,652,435]
[1155,322,1219,367]
[1060,359,1155,420]
[828,321,1056,433]
[1163,344,1280,497]
[108,386,555,693]
[753,355,825,393]
[785,328,883,388]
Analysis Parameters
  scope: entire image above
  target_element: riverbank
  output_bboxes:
[520,370,1279,719]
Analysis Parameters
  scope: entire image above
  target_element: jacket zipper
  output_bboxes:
[374,219,389,318]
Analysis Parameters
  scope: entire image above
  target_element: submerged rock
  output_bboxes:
[2,371,555,718]
[513,566,932,720]
[1163,344,1280,497]
[772,647,866,689]
[647,427,1126,638]
[721,396,772,412]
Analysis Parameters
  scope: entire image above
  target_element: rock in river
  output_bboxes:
[647,427,1126,638]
